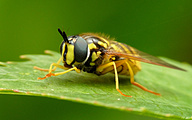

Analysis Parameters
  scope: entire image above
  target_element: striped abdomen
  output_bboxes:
[108,41,141,75]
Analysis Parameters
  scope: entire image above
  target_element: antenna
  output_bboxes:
[58,28,69,43]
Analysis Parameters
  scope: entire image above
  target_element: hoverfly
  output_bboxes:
[34,28,185,97]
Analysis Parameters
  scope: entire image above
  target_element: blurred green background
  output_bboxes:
[0,0,191,119]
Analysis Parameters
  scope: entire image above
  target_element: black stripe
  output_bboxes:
[122,43,134,55]
[118,65,124,73]
[111,41,126,53]
[70,59,75,66]
[84,51,93,66]
[64,44,68,61]
[116,42,126,53]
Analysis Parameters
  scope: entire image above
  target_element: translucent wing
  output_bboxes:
[106,45,186,71]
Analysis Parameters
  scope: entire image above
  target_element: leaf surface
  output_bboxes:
[0,50,191,119]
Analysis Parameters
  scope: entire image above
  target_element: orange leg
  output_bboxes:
[125,60,161,96]
[33,66,53,72]
[97,60,161,97]
[112,62,132,97]
[37,67,80,80]
[34,57,64,72]
[34,57,80,80]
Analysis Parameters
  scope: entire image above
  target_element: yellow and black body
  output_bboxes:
[34,28,185,97]
[61,32,141,76]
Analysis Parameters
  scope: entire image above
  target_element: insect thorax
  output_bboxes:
[74,33,141,75]
[74,34,109,73]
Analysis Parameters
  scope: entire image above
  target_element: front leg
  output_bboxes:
[34,57,80,80]
[37,66,80,80]
[34,57,64,72]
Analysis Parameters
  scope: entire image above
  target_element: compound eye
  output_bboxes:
[74,37,88,62]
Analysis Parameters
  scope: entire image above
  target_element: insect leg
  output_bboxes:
[34,57,63,72]
[54,67,80,76]
[37,66,80,80]
[97,61,132,97]
[112,62,132,97]
[36,56,81,80]
[125,61,161,96]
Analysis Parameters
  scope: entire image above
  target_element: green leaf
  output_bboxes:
[0,50,191,119]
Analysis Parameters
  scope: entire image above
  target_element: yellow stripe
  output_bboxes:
[90,63,95,66]
[97,36,110,45]
[66,44,74,64]
[98,41,107,48]
[88,43,97,49]
[91,51,102,62]
[110,44,123,52]
[91,52,98,62]
[128,46,137,54]
[118,43,131,54]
